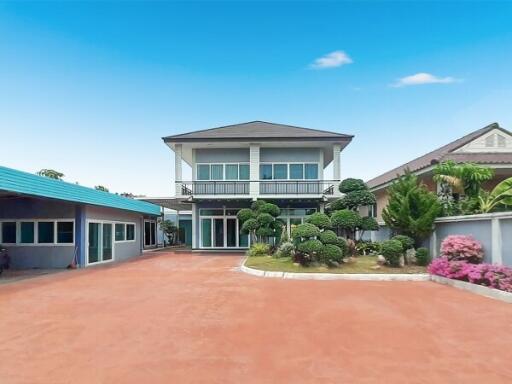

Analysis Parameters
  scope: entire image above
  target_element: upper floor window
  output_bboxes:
[197,163,249,181]
[260,163,319,180]
[485,133,507,148]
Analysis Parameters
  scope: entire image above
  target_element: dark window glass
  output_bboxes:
[57,222,74,243]
[260,164,273,180]
[115,223,125,241]
[289,164,304,179]
[239,164,250,180]
[126,224,135,241]
[38,222,54,243]
[305,164,318,179]
[20,222,35,243]
[273,164,288,179]
[2,222,16,243]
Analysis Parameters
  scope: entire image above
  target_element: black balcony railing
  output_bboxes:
[179,181,336,196]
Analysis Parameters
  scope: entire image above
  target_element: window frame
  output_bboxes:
[259,162,321,180]
[0,219,75,246]
[114,222,137,243]
[196,163,250,181]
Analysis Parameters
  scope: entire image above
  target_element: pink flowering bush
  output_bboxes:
[440,235,484,263]
[428,257,512,292]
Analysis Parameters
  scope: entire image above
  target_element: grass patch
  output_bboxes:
[245,255,427,274]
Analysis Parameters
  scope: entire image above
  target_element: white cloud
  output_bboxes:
[392,72,459,87]
[310,51,353,69]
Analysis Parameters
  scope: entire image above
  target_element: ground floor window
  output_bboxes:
[278,208,317,237]
[199,208,249,248]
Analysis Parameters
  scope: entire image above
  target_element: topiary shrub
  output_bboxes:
[339,178,367,193]
[297,239,323,254]
[241,218,259,234]
[336,237,348,255]
[251,200,266,211]
[247,243,270,257]
[318,244,343,264]
[258,203,281,217]
[440,235,484,264]
[391,235,415,250]
[256,212,273,226]
[256,226,274,237]
[380,239,403,267]
[326,199,347,212]
[305,212,331,229]
[415,247,430,266]
[331,209,362,238]
[291,223,321,239]
[237,208,255,224]
[340,190,376,210]
[319,230,338,245]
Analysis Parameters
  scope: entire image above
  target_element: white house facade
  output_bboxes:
[158,121,353,250]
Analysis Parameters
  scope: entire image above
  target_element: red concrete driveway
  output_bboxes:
[1,251,512,383]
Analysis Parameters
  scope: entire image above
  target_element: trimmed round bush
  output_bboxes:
[360,216,379,231]
[305,212,331,229]
[251,200,267,211]
[391,235,415,250]
[237,208,255,224]
[318,244,343,264]
[331,209,362,231]
[256,226,274,237]
[291,223,321,239]
[241,218,259,234]
[341,190,376,210]
[339,178,367,193]
[297,239,323,254]
[336,237,348,255]
[258,203,280,217]
[415,247,430,266]
[248,243,270,257]
[381,239,403,267]
[256,212,273,226]
[319,230,338,245]
[327,199,347,212]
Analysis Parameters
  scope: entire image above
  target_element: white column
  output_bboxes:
[333,144,341,182]
[191,203,197,249]
[491,217,503,265]
[175,144,183,196]
[249,143,260,198]
[430,230,437,258]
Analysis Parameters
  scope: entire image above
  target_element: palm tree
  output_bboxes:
[433,161,494,198]
[37,169,64,180]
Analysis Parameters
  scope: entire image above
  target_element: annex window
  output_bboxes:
[115,223,125,241]
[1,222,17,244]
[38,222,55,244]
[20,221,35,244]
[126,224,135,241]
[57,221,74,244]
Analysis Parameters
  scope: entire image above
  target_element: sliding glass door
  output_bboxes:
[199,216,248,249]
[88,222,114,264]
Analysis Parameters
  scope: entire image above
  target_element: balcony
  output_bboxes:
[178,181,336,196]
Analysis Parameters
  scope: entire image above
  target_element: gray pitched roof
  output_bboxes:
[367,123,511,189]
[163,121,353,142]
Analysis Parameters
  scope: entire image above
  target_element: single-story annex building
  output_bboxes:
[0,165,161,269]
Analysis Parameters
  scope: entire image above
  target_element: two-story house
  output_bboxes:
[161,121,353,250]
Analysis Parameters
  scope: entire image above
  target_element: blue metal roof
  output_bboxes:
[0,166,161,216]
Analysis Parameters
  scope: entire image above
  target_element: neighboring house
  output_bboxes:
[366,123,512,223]
[0,166,161,268]
[159,121,353,250]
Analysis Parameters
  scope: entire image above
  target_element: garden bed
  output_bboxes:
[244,255,427,274]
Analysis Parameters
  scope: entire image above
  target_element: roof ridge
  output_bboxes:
[162,121,352,140]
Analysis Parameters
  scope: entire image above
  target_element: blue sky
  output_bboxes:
[1,1,512,196]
